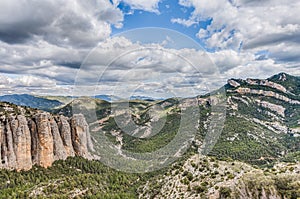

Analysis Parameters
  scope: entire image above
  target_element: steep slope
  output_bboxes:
[140,155,300,199]
[211,73,300,164]
[139,73,300,198]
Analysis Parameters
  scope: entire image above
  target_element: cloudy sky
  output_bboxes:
[0,0,299,98]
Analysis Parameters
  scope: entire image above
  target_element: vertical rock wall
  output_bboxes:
[0,113,92,171]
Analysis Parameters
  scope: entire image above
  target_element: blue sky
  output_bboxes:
[112,0,210,47]
[0,0,299,96]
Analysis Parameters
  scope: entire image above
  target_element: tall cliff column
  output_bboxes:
[70,114,91,158]
[58,115,75,157]
[35,113,54,168]
[28,119,38,165]
[5,119,17,169]
[10,115,32,171]
[0,122,8,168]
[50,117,67,160]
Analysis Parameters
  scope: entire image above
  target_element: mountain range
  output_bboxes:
[0,72,299,198]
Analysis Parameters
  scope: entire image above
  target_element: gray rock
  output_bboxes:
[70,114,91,158]
[50,117,67,160]
[0,108,92,171]
[11,115,32,171]
[58,115,75,157]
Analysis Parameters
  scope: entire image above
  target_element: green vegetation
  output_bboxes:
[0,157,160,199]
[219,186,232,198]
[208,116,285,165]
[122,113,181,153]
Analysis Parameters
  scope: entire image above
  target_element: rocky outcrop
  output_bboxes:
[10,115,32,171]
[0,113,92,171]
[70,114,93,158]
[50,117,67,161]
[228,79,241,88]
[255,100,286,117]
[246,78,287,93]
[58,115,75,157]
[235,88,300,105]
[35,113,54,168]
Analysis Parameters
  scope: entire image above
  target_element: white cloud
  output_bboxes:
[119,0,161,13]
[15,76,56,88]
[171,18,197,27]
[1,32,296,97]
[0,0,124,47]
[175,0,300,59]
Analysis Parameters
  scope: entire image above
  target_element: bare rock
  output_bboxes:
[50,117,67,160]
[58,115,75,157]
[0,123,3,168]
[255,100,285,117]
[71,114,92,158]
[0,106,92,170]
[11,115,32,171]
[35,113,54,168]
[28,119,38,165]
[246,79,287,93]
[228,79,241,88]
[235,88,300,105]
[5,119,17,169]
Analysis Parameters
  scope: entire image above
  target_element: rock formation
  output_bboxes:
[0,112,92,171]
[70,114,93,158]
[246,78,287,93]
[234,88,300,105]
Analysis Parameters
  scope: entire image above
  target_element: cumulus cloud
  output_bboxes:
[171,18,197,27]
[0,74,59,94]
[116,0,162,13]
[72,36,295,97]
[0,0,123,47]
[174,0,300,64]
[1,31,296,97]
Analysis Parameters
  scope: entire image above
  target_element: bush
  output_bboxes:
[193,185,207,193]
[219,187,231,198]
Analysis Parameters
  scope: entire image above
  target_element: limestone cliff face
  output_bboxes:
[58,115,75,157]
[35,113,54,168]
[71,114,90,158]
[235,88,300,105]
[0,113,92,171]
[246,78,287,93]
[11,115,32,171]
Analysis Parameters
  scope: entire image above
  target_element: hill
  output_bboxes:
[0,94,63,111]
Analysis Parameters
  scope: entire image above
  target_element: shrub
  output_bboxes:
[219,187,231,198]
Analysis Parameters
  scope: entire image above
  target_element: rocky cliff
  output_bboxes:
[0,104,93,171]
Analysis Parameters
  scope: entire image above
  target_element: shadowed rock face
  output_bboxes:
[0,113,91,171]
[58,115,75,157]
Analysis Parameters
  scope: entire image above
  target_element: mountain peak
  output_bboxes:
[269,72,291,82]
[268,73,300,95]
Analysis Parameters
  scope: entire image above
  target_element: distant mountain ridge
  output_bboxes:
[0,94,63,110]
